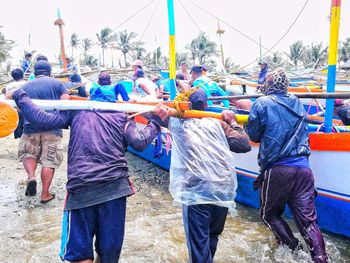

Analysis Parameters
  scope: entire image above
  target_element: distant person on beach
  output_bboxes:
[21,53,32,75]
[28,54,49,81]
[134,69,157,99]
[131,59,143,85]
[178,61,190,81]
[246,68,328,263]
[89,72,130,102]
[64,73,87,98]
[334,99,350,125]
[257,61,268,92]
[18,60,70,203]
[190,65,230,108]
[5,68,26,139]
[167,88,251,263]
[6,87,168,263]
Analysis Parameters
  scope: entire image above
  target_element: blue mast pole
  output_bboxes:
[324,0,342,133]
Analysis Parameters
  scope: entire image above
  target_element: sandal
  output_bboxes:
[40,193,56,204]
[25,180,37,197]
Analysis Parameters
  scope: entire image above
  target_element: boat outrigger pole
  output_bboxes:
[167,0,177,100]
[54,9,68,71]
[324,0,342,133]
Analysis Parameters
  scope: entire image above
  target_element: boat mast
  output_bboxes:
[217,20,225,68]
[167,0,177,100]
[324,0,341,133]
[54,9,67,71]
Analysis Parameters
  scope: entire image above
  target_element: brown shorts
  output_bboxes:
[18,133,64,169]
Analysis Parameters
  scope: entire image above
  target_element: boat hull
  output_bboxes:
[128,132,350,238]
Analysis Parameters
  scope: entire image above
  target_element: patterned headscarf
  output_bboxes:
[261,68,290,95]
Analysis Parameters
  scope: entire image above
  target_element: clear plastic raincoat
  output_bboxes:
[169,117,237,211]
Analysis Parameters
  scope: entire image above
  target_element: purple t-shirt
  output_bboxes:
[22,76,68,136]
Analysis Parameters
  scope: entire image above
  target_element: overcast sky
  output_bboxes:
[1,0,350,69]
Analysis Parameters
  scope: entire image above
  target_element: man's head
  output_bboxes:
[190,65,203,81]
[34,61,51,77]
[98,72,111,86]
[11,68,24,81]
[259,61,267,70]
[69,73,82,83]
[189,88,208,111]
[25,53,32,60]
[135,68,145,78]
[36,55,48,62]
[180,62,188,70]
[132,60,143,71]
[176,73,185,80]
[261,68,289,95]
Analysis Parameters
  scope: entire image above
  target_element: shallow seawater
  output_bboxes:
[0,153,349,263]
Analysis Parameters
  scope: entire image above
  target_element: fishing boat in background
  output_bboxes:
[129,0,350,239]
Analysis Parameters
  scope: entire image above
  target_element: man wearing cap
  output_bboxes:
[89,72,130,102]
[166,88,251,263]
[190,65,230,108]
[22,53,32,75]
[64,73,87,97]
[18,60,69,203]
[257,61,268,88]
[6,85,169,263]
[246,68,328,262]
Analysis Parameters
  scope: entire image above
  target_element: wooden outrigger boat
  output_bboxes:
[129,0,350,239]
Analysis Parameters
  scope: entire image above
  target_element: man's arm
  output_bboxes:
[124,105,168,151]
[12,89,72,130]
[245,100,265,143]
[58,81,70,100]
[221,110,251,153]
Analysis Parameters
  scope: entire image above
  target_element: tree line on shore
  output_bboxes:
[2,26,350,72]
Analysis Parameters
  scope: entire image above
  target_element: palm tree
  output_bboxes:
[96,27,113,66]
[303,42,328,69]
[176,51,189,68]
[187,33,218,64]
[82,38,92,57]
[287,41,305,67]
[70,33,79,61]
[265,52,285,69]
[0,31,14,63]
[339,38,350,63]
[115,30,139,68]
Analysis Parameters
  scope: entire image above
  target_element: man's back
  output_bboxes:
[247,94,310,171]
[22,76,68,135]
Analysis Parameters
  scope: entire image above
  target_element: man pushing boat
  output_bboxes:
[6,87,168,263]
[246,68,328,263]
[166,88,251,262]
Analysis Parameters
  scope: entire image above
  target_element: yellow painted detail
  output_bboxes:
[328,6,341,65]
[169,35,176,79]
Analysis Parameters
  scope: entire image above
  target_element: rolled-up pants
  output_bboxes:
[260,166,328,263]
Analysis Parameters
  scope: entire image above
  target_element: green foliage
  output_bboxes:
[287,41,305,67]
[0,31,14,63]
[186,33,218,64]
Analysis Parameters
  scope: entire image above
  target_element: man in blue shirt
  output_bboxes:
[190,66,230,108]
[246,68,328,263]
[19,60,69,203]
[21,53,32,75]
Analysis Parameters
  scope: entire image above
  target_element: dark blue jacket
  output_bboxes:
[246,93,310,171]
[13,89,161,192]
[258,66,268,85]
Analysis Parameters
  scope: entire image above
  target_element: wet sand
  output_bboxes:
[0,131,349,262]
